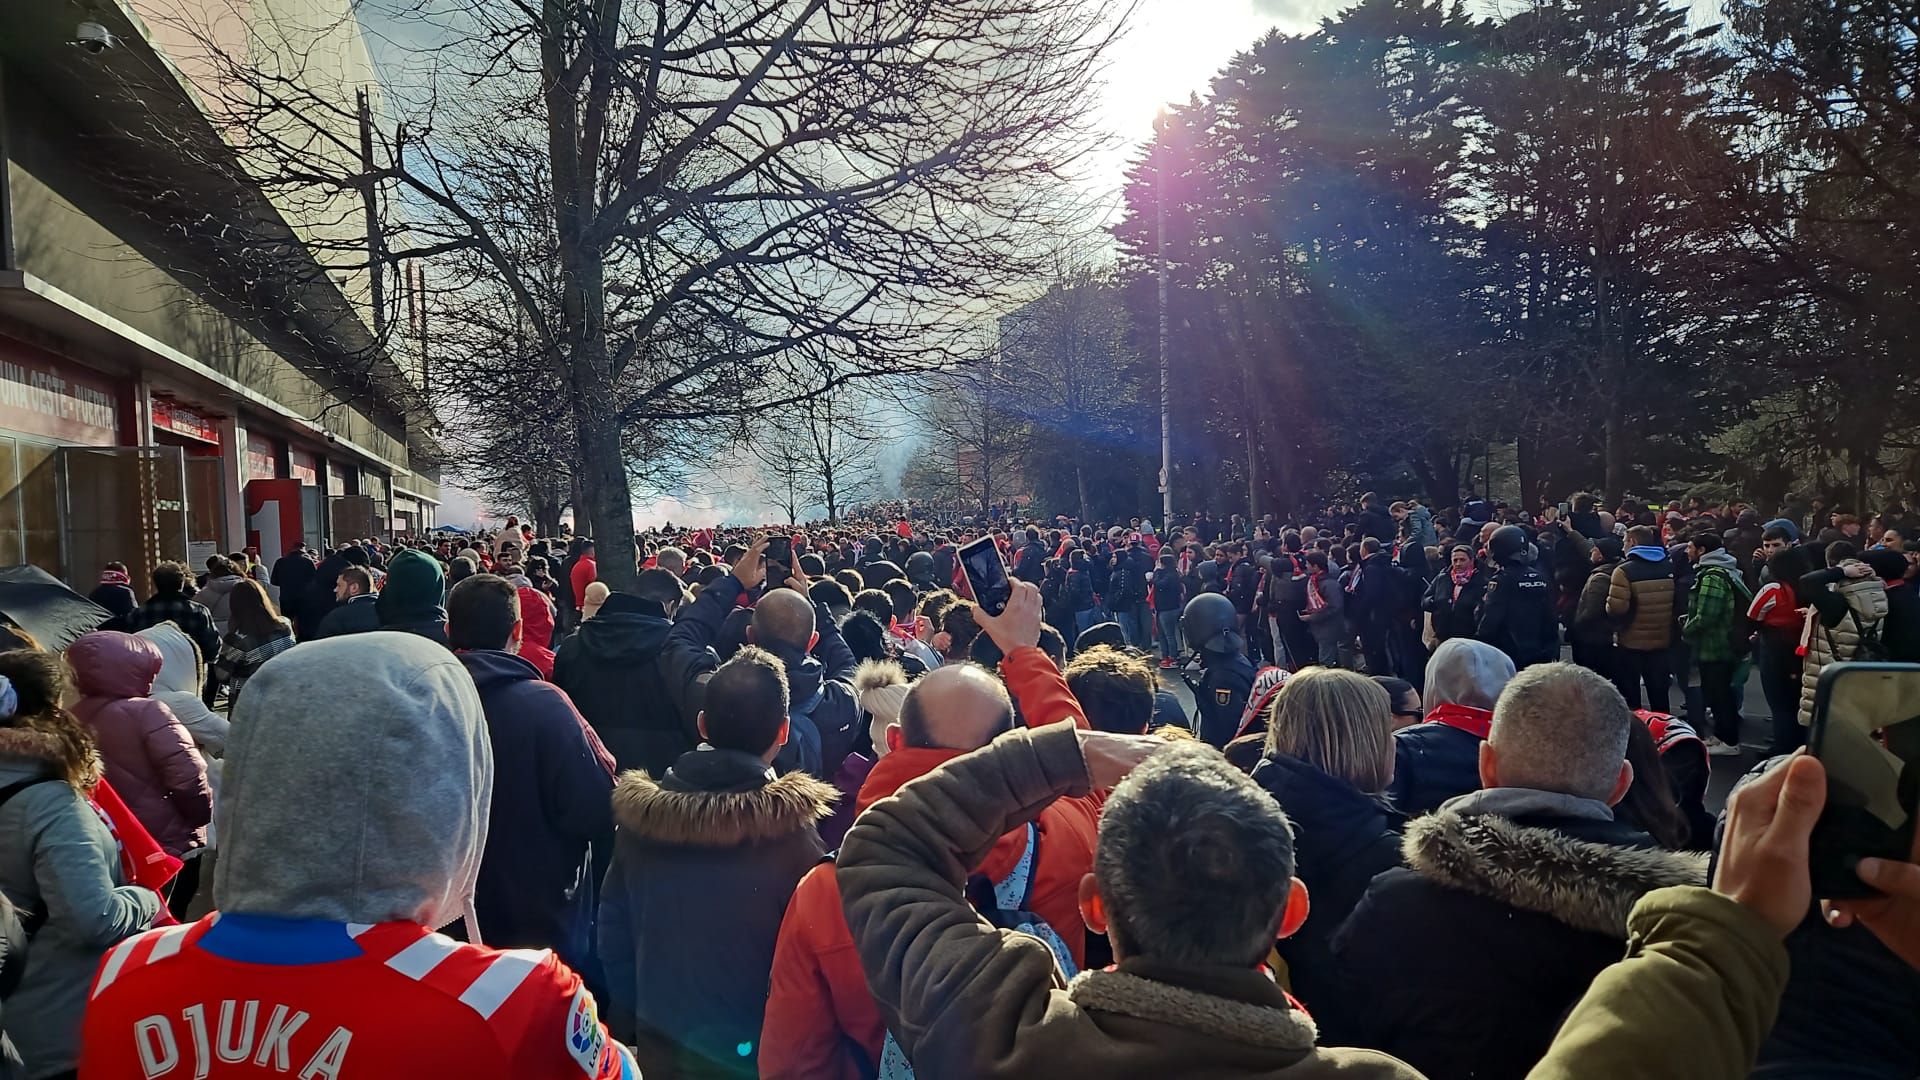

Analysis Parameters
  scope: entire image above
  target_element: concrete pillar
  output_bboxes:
[217,413,246,551]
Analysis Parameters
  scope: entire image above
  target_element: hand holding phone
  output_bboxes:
[1807,663,1920,899]
[958,535,1013,616]
[765,535,793,587]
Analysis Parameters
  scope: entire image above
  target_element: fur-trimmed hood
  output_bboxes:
[0,725,69,769]
[1404,808,1708,936]
[612,767,837,846]
[1068,968,1317,1053]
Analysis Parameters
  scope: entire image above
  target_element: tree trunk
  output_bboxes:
[1602,393,1628,505]
[1075,462,1090,524]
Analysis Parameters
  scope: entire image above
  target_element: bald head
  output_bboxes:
[898,663,1015,751]
[751,588,816,650]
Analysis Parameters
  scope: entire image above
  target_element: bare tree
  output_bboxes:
[137,0,1126,587]
[898,364,1034,515]
[995,268,1140,521]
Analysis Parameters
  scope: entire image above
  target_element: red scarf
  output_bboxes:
[1306,569,1327,612]
[1426,702,1493,739]
[1450,566,1474,602]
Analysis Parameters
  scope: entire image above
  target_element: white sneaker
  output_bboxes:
[1703,736,1741,757]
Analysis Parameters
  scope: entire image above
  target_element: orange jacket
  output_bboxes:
[758,647,1096,1080]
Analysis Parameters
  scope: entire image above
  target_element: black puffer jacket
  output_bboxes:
[600,747,836,1077]
[1249,753,1402,1043]
[553,596,679,776]
[1333,796,1707,1080]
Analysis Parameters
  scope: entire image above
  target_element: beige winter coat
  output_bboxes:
[1797,565,1890,726]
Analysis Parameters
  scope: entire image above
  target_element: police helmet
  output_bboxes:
[1488,525,1533,565]
[1181,593,1240,654]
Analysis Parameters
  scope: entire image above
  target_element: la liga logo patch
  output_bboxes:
[566,988,606,1076]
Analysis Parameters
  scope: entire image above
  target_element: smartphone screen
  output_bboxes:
[958,535,1012,616]
[1808,663,1920,898]
[765,536,792,583]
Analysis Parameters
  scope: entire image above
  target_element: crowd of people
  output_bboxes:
[0,487,1916,1078]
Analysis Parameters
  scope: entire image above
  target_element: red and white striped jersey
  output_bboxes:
[79,914,635,1079]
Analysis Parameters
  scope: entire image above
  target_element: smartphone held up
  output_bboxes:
[1807,662,1920,899]
[957,535,1013,617]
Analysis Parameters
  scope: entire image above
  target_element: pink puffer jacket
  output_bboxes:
[68,631,212,856]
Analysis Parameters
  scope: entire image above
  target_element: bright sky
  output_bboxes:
[1080,0,1309,218]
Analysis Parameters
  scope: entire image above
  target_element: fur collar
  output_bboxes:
[1068,969,1316,1052]
[0,726,67,767]
[611,769,837,846]
[1405,808,1708,936]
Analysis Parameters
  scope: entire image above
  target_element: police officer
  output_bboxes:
[1476,524,1560,668]
[1181,592,1255,749]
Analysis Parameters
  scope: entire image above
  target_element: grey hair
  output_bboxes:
[1487,662,1631,801]
[1095,743,1296,967]
[1425,638,1516,711]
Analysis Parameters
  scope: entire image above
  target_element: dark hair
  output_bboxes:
[447,556,478,588]
[152,561,187,594]
[940,600,980,659]
[1626,525,1660,548]
[1762,526,1793,544]
[798,553,827,578]
[339,566,374,596]
[839,611,889,663]
[696,564,727,587]
[1372,676,1417,716]
[883,580,917,622]
[852,589,894,626]
[104,561,127,574]
[0,650,99,789]
[1616,720,1690,851]
[809,578,853,612]
[1827,541,1858,566]
[635,568,687,608]
[1688,531,1723,553]
[1096,744,1296,966]
[448,574,521,651]
[1065,646,1156,734]
[702,645,790,755]
[835,569,866,596]
[228,579,287,640]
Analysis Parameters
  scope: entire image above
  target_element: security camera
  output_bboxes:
[71,21,117,53]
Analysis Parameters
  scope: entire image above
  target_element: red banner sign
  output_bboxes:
[152,398,221,444]
[0,339,121,444]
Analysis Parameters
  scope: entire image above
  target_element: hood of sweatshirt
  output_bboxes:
[214,632,491,929]
[457,647,542,695]
[572,606,672,662]
[68,630,163,699]
[376,548,447,628]
[134,622,203,696]
[516,585,555,647]
[1696,548,1740,572]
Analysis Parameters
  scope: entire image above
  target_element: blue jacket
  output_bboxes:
[457,649,615,972]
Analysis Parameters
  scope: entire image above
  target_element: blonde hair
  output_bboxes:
[1262,667,1395,793]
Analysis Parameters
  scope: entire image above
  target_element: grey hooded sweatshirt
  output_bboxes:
[214,631,492,929]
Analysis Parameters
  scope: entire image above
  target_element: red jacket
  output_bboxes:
[515,586,557,679]
[758,647,1095,1080]
[568,555,598,612]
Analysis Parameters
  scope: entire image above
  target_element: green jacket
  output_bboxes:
[838,722,1424,1080]
[1529,886,1788,1080]
[1683,556,1750,663]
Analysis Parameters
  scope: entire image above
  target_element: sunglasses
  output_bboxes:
[1393,708,1425,722]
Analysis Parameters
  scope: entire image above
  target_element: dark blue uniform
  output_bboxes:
[1193,650,1256,748]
